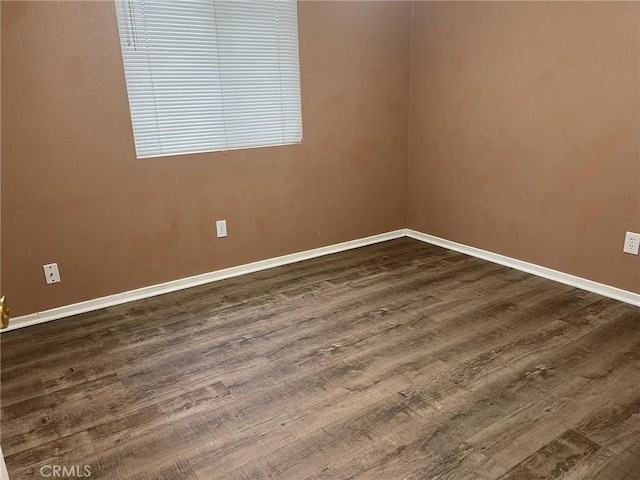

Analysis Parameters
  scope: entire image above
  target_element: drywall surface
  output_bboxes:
[408,1,640,293]
[1,1,411,316]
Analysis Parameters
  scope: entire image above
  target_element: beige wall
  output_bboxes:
[1,1,411,316]
[0,1,2,298]
[3,1,639,318]
[408,1,640,294]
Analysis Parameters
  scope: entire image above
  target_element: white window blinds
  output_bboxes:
[115,0,302,159]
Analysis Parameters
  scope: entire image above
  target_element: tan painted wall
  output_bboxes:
[1,1,411,316]
[3,0,638,318]
[0,2,2,299]
[408,1,640,294]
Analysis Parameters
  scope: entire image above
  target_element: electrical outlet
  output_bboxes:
[623,232,640,255]
[216,220,227,238]
[43,263,61,284]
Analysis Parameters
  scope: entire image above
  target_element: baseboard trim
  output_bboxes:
[3,229,406,332]
[0,446,9,480]
[4,227,638,333]
[407,229,640,308]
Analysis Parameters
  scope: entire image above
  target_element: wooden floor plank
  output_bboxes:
[1,238,638,479]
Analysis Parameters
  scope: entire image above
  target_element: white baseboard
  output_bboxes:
[0,446,9,480]
[3,227,637,333]
[2,230,407,332]
[407,229,640,308]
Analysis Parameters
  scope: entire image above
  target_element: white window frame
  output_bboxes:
[115,0,303,159]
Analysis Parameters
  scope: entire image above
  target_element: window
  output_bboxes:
[115,0,302,158]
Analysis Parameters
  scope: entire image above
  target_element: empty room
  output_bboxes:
[1,0,639,479]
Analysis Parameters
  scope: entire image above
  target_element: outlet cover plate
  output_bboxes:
[216,220,227,238]
[43,263,61,284]
[623,231,640,255]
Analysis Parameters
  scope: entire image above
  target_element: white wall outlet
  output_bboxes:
[216,220,227,238]
[623,231,640,255]
[43,263,61,284]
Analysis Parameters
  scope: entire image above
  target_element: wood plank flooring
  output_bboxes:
[1,238,639,479]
